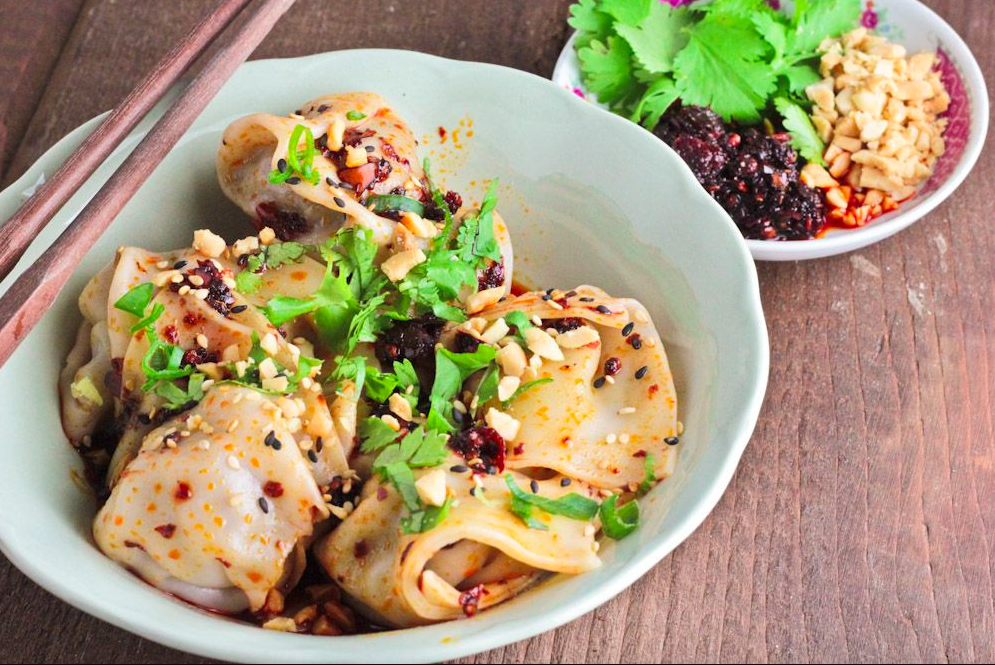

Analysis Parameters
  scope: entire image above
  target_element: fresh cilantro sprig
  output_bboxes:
[572,0,861,137]
[366,426,449,512]
[268,124,320,186]
[235,241,309,294]
[425,346,497,433]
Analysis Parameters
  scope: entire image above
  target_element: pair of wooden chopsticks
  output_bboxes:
[0,0,296,368]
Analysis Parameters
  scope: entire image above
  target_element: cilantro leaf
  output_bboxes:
[789,0,862,56]
[235,269,263,294]
[427,346,497,433]
[599,494,639,539]
[613,2,691,75]
[672,14,776,123]
[401,496,453,534]
[630,76,680,129]
[568,0,614,50]
[775,97,826,165]
[578,36,640,108]
[599,0,651,24]
[359,417,400,452]
[383,462,421,511]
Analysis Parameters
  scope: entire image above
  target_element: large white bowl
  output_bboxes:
[552,0,988,261]
[0,50,768,662]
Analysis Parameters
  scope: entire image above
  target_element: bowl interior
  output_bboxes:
[552,0,988,261]
[0,50,767,663]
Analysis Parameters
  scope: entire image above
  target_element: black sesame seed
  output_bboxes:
[596,305,612,314]
[665,436,680,446]
[325,176,336,186]
[450,464,469,473]
[277,158,288,172]
[631,337,642,350]
[333,196,346,207]
[286,176,301,185]
[452,409,465,425]
[469,487,477,497]
[593,376,606,389]
[622,322,635,336]
[486,465,498,475]
[560,477,572,487]
[172,260,188,270]
[264,431,278,448]
[258,497,270,513]
[365,145,375,152]
[541,293,552,301]
[635,365,649,379]
[580,297,595,302]
[307,449,319,463]
[565,290,577,298]
[231,304,248,314]
[530,479,539,494]
[315,437,324,453]
[317,104,329,113]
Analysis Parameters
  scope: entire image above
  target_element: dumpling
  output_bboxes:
[478,286,679,490]
[216,93,513,294]
[314,459,600,627]
[217,92,427,245]
[93,386,329,613]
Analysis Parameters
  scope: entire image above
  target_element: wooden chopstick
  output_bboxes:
[0,0,256,282]
[0,0,296,368]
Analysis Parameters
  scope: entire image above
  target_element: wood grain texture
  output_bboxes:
[0,0,85,183]
[0,0,991,662]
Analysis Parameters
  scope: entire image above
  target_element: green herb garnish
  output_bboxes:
[268,124,320,185]
[637,452,656,496]
[368,194,426,217]
[346,110,367,121]
[572,0,861,133]
[113,282,155,318]
[504,474,600,530]
[599,494,639,539]
[401,496,453,534]
[370,427,450,510]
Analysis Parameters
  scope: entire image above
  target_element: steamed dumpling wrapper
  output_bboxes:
[216,92,514,294]
[478,286,679,490]
[217,92,426,245]
[314,460,600,627]
[93,386,330,613]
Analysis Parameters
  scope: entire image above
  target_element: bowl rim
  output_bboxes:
[0,48,770,663]
[551,0,990,262]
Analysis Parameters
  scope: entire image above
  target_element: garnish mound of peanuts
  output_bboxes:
[801,27,950,228]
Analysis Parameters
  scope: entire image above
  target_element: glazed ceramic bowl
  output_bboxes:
[0,50,768,662]
[552,0,988,261]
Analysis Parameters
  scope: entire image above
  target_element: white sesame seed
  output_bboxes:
[227,419,239,433]
[227,456,240,470]
[196,333,209,348]
[617,406,637,415]
[605,433,617,444]
[619,433,630,444]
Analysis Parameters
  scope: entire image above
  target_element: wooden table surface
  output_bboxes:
[1,0,992,662]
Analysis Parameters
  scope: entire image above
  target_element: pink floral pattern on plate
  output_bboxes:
[918,47,971,197]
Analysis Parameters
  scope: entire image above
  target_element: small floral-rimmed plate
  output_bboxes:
[552,0,988,261]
